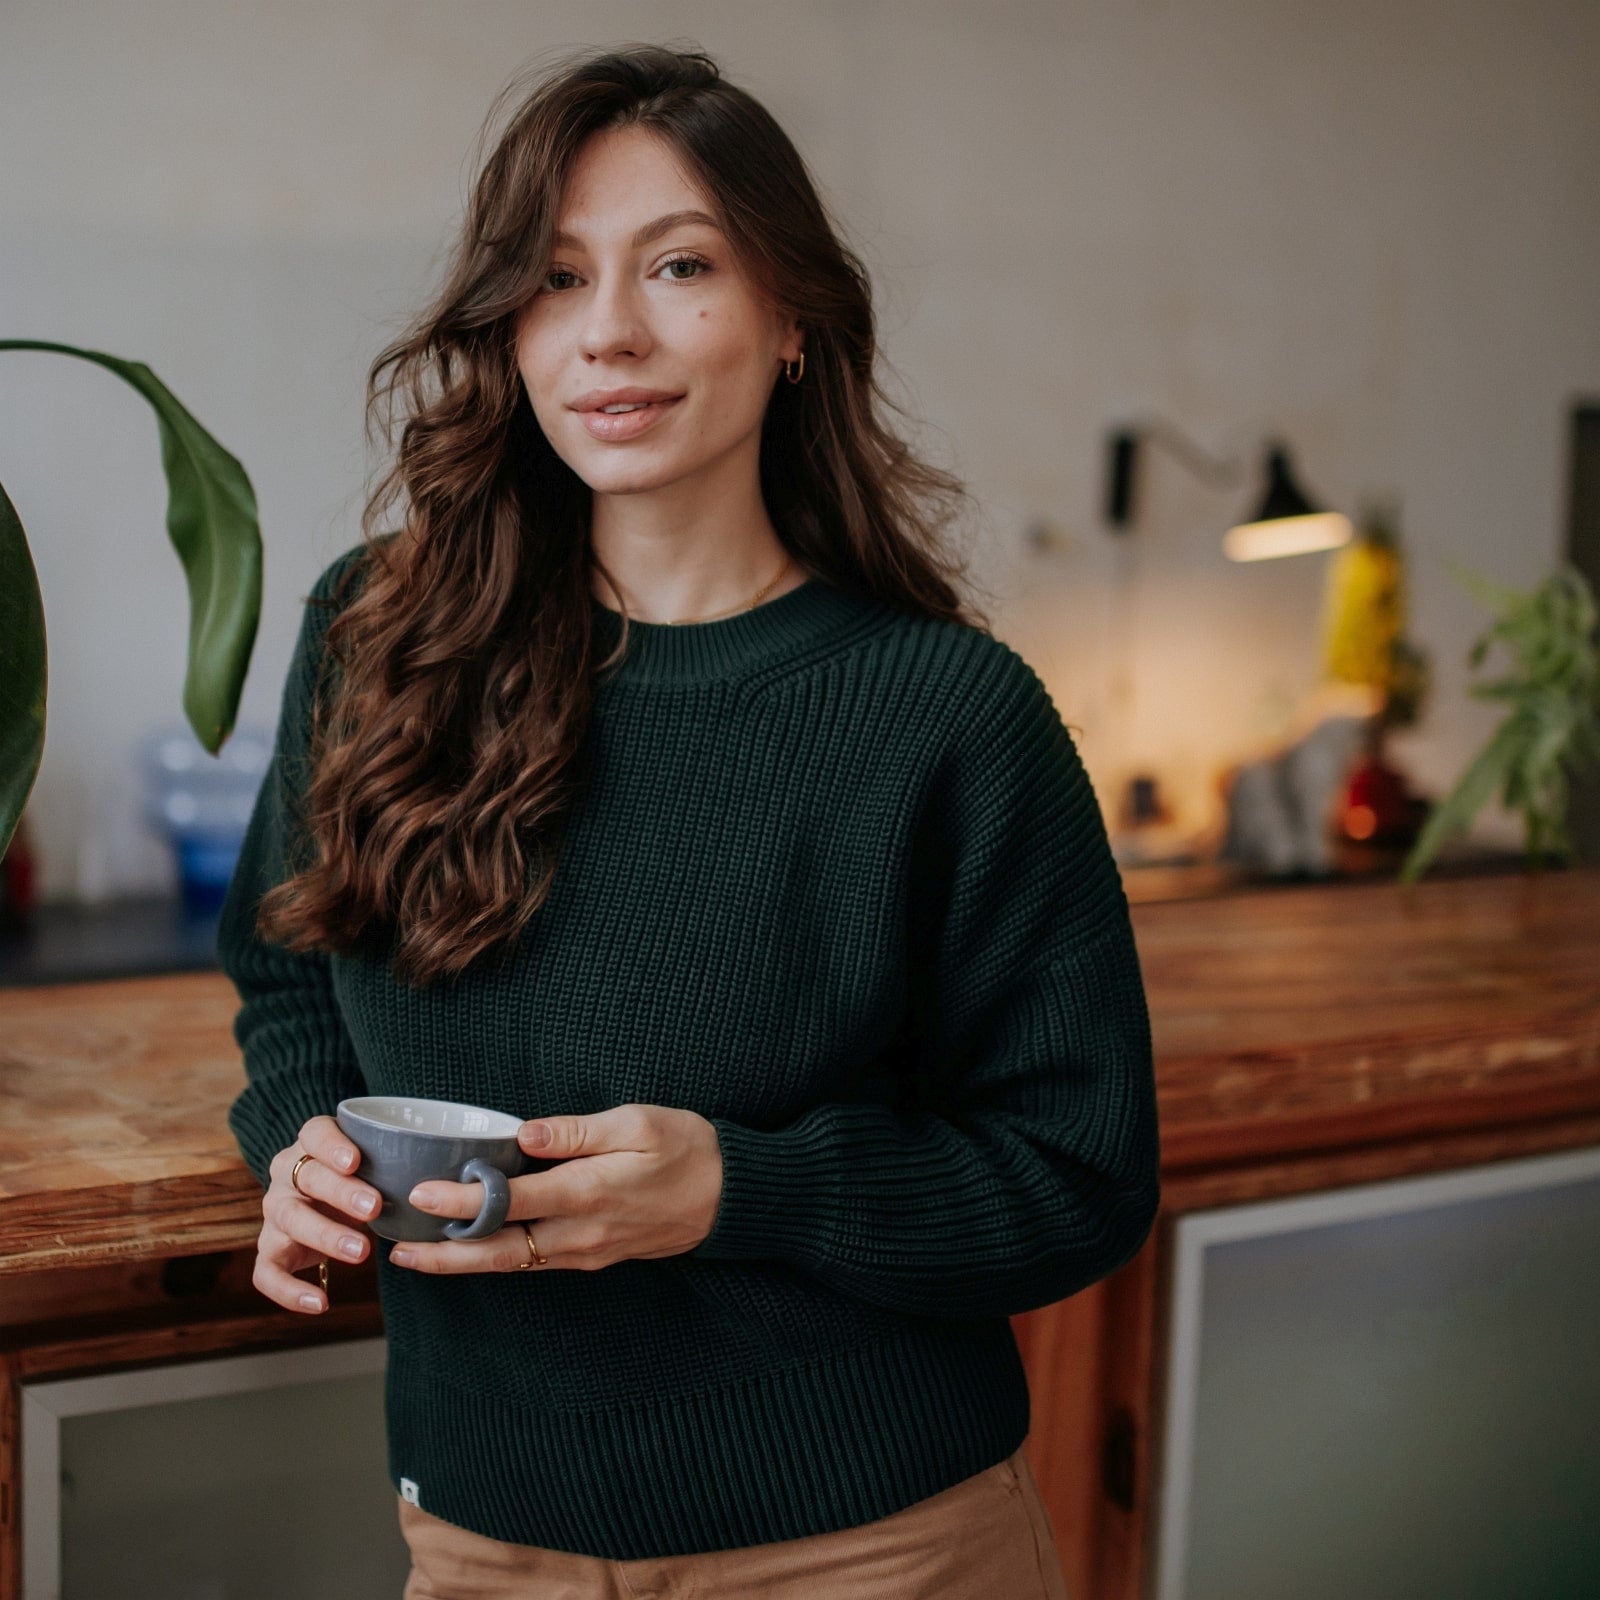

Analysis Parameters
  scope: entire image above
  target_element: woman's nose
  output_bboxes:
[579,277,654,362]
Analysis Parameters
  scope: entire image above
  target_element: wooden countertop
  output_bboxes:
[1139,864,1600,1171]
[2,867,1597,1278]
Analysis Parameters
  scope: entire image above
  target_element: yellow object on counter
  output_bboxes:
[1320,530,1405,690]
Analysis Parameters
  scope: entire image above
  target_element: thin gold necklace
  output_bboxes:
[651,555,797,625]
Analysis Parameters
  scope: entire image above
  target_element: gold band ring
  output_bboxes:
[289,1152,329,1302]
[519,1221,548,1269]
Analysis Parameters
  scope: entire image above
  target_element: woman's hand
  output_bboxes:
[252,1115,381,1314]
[390,1103,723,1275]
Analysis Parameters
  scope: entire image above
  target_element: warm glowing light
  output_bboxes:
[1223,512,1355,562]
[1344,804,1377,841]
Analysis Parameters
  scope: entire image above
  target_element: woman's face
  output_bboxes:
[514,125,801,500]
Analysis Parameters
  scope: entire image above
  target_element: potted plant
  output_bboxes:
[0,339,262,890]
[1399,560,1600,886]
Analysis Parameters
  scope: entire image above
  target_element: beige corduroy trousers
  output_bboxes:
[397,1443,1071,1599]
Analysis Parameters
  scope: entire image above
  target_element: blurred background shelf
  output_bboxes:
[1118,836,1537,905]
[0,896,223,989]
[0,838,1543,987]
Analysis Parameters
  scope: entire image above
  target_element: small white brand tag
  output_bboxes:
[400,1476,420,1505]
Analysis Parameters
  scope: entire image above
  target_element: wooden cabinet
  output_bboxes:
[1014,866,1600,1599]
[3,868,1597,1598]
[0,972,390,1599]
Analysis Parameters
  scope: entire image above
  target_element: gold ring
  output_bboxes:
[288,1153,329,1302]
[519,1221,548,1269]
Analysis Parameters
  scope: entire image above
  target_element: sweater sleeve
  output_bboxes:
[686,643,1162,1320]
[217,547,369,1192]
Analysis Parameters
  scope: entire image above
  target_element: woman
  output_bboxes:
[219,42,1160,1600]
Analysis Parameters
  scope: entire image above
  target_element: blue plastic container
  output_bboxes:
[138,724,273,916]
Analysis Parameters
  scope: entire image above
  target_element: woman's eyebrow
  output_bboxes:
[550,209,722,251]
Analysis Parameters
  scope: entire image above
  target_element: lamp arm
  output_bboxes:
[1105,417,1250,529]
[1135,417,1247,488]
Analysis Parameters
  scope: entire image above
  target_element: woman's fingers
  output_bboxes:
[390,1216,592,1274]
[252,1220,334,1314]
[388,1226,532,1275]
[410,1159,595,1221]
[277,1118,384,1224]
[298,1116,382,1218]
[250,1119,383,1317]
[268,1183,373,1267]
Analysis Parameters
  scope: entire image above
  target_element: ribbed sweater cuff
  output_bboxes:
[689,1116,830,1264]
[227,1061,363,1192]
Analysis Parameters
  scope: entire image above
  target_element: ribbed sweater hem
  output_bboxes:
[382,1316,1032,1559]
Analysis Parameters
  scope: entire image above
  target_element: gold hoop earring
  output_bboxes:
[783,352,805,384]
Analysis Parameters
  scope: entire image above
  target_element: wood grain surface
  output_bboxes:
[1,866,1596,1276]
[1138,865,1600,1170]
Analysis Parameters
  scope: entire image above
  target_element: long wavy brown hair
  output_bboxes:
[256,41,996,988]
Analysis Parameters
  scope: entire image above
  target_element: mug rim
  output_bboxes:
[336,1095,523,1140]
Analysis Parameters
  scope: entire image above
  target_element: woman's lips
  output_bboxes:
[577,396,683,441]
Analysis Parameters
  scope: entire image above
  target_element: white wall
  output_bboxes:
[3,0,1596,900]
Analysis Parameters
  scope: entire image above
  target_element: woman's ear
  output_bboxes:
[776,311,803,366]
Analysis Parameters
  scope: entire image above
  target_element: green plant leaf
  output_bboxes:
[0,340,262,859]
[1468,677,1535,702]
[1441,556,1526,619]
[0,481,46,860]
[1398,714,1526,887]
[1408,559,1600,887]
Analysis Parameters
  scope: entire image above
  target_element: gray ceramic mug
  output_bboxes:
[335,1095,546,1243]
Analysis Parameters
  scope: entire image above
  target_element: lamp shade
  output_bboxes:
[1224,442,1353,561]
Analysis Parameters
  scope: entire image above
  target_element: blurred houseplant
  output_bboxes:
[0,339,262,883]
[1398,559,1600,886]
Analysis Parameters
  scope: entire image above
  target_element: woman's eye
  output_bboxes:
[540,254,712,294]
[657,252,713,282]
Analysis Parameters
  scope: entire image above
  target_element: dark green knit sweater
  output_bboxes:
[219,543,1161,1560]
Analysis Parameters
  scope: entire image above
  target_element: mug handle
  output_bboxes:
[441,1157,510,1241]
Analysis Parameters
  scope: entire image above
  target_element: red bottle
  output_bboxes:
[0,810,39,935]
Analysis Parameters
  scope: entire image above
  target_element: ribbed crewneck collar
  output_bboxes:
[589,576,874,686]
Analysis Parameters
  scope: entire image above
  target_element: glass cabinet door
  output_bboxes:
[23,1336,411,1600]
[1153,1144,1600,1600]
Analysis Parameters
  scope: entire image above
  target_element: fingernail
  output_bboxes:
[408,1188,434,1209]
[391,1249,415,1267]
[524,1122,552,1148]
[338,1150,355,1169]
[299,1292,323,1311]
[339,1235,364,1259]
[354,1193,378,1216]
